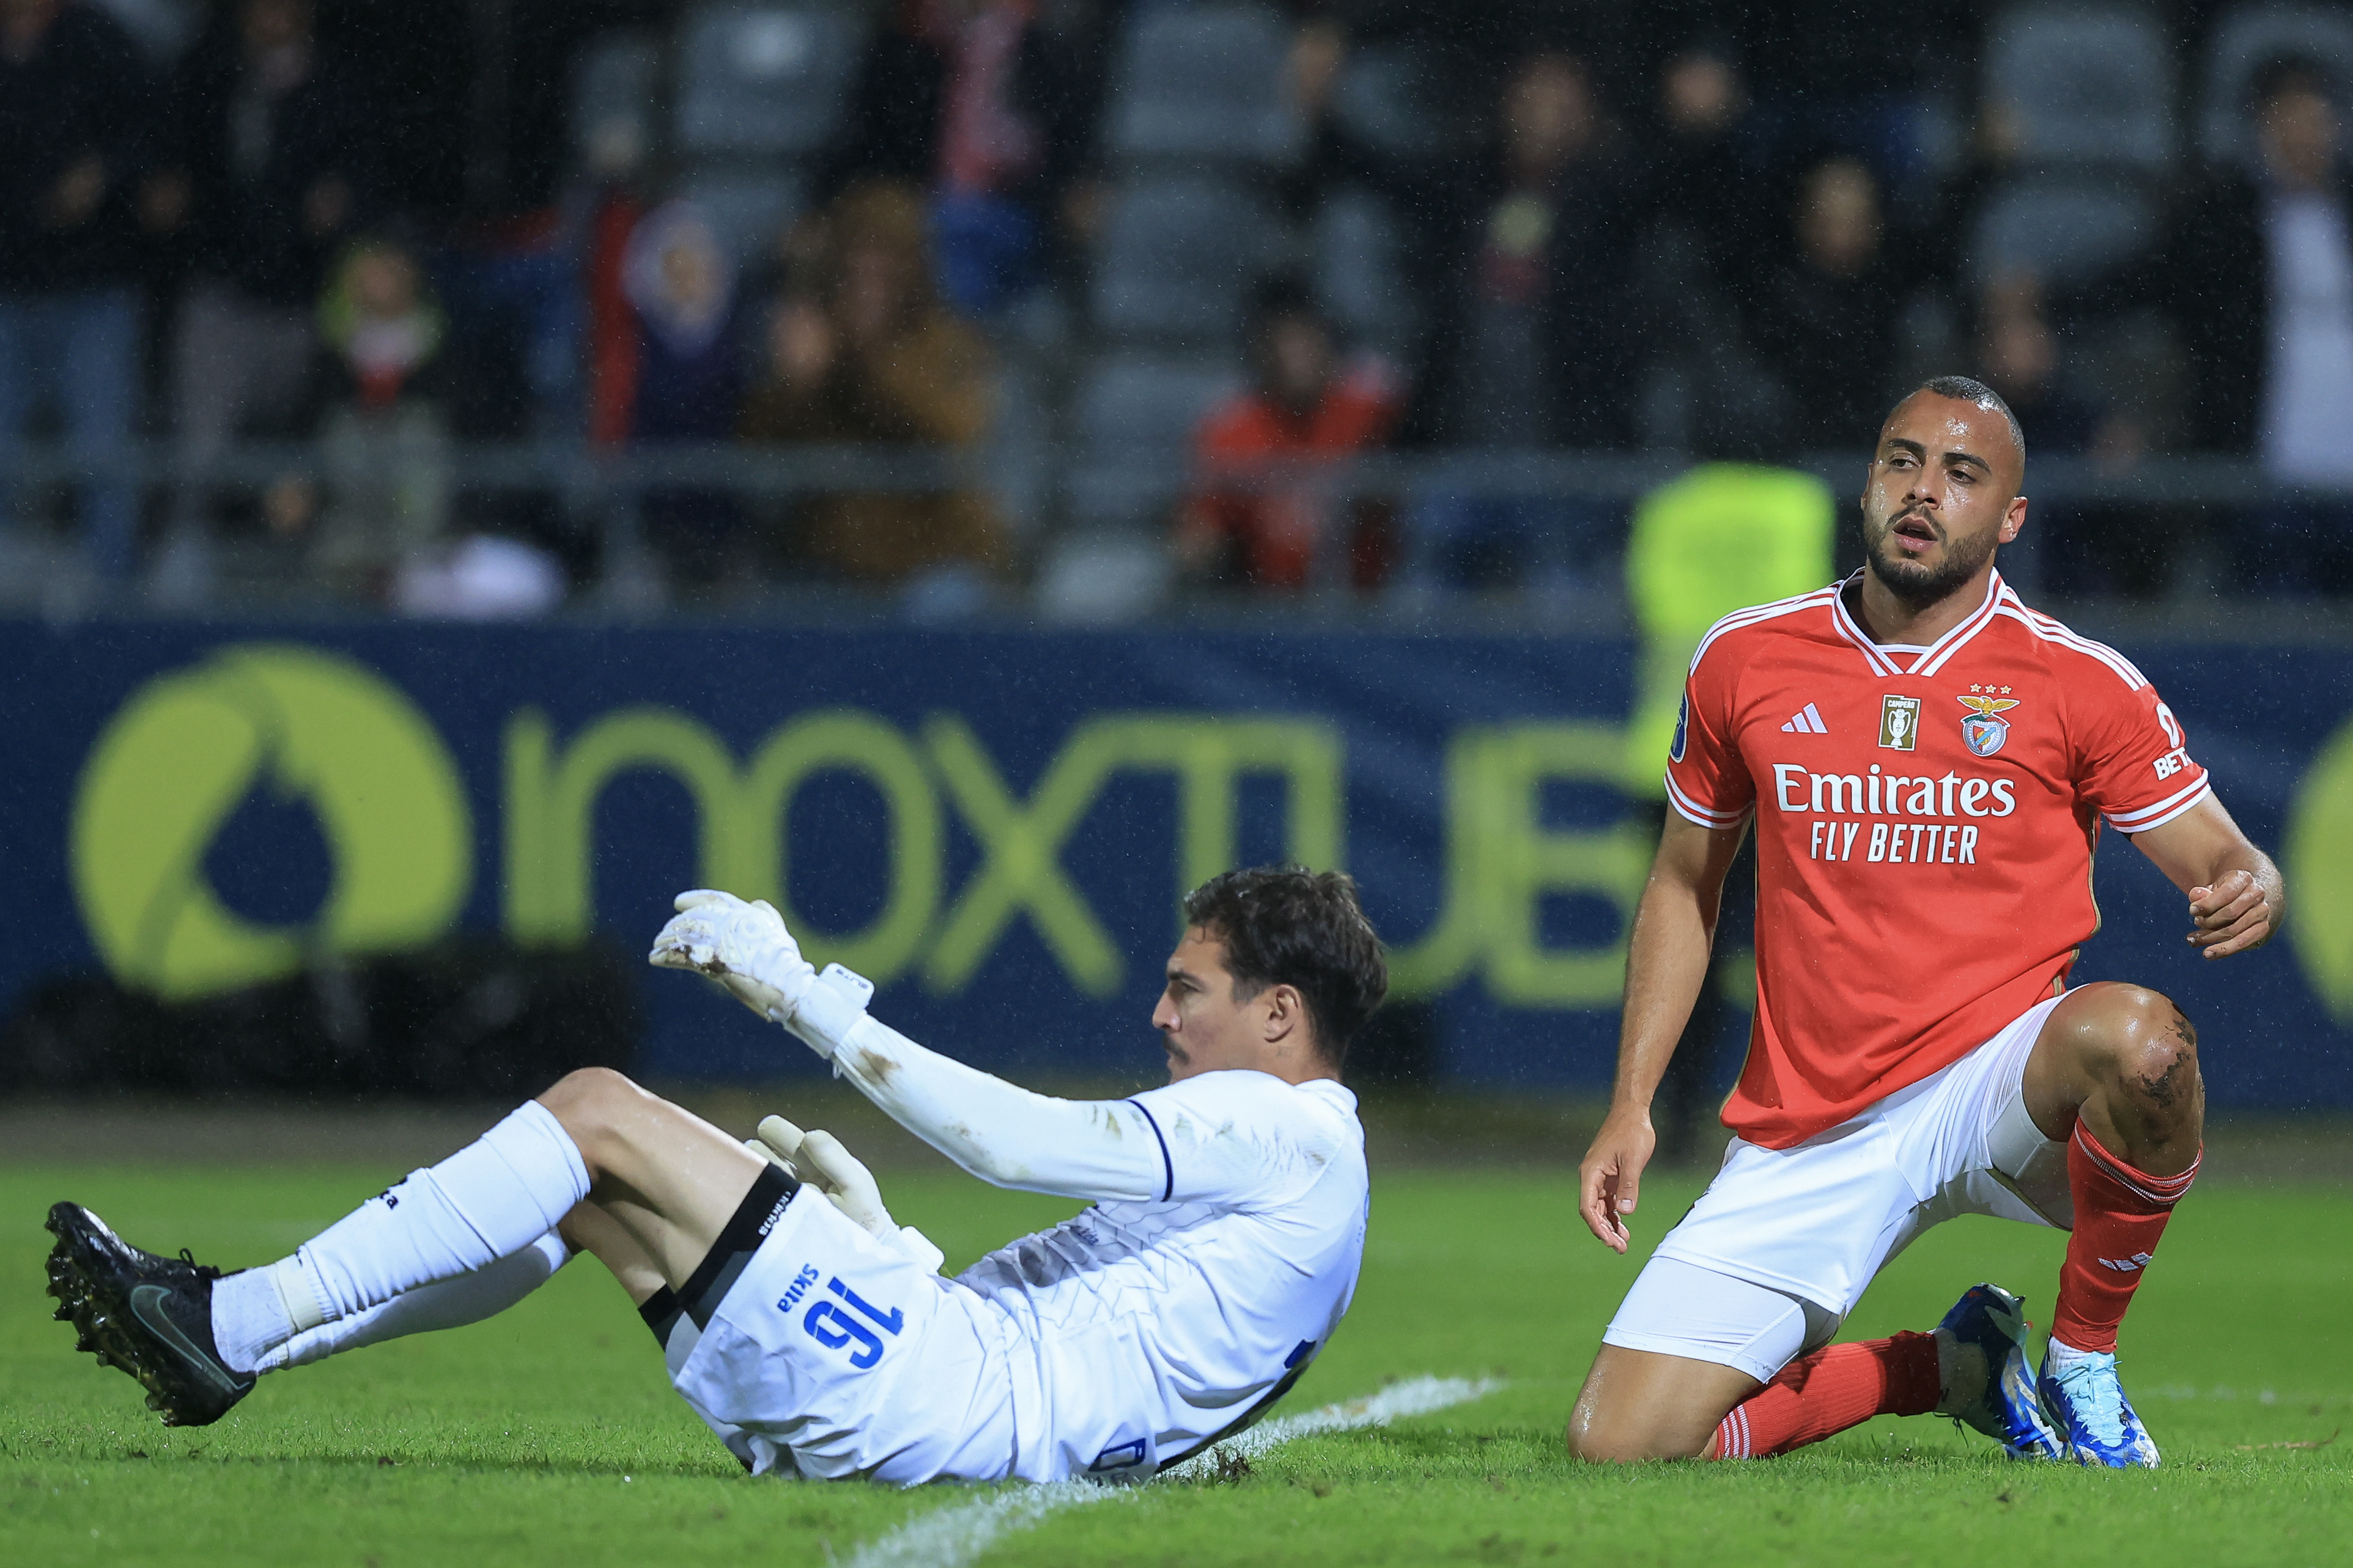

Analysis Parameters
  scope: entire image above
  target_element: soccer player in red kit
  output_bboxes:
[1567,377,2283,1468]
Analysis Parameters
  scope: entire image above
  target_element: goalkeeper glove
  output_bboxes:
[750,1115,944,1274]
[648,889,871,1053]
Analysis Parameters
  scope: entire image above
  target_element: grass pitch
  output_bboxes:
[3,1161,2346,1567]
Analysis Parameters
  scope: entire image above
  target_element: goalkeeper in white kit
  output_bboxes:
[45,866,1386,1484]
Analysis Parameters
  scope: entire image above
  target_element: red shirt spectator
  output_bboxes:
[1180,285,1402,590]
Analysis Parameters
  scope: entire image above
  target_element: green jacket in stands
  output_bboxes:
[1622,464,1836,800]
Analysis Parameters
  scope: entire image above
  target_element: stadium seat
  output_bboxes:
[85,0,200,64]
[1982,6,2176,169]
[673,2,869,161]
[572,32,659,174]
[1090,179,1281,344]
[2198,4,2353,167]
[1970,175,2157,286]
[1103,5,1305,168]
[673,169,807,268]
[1033,530,1175,624]
[1327,39,1480,171]
[1066,356,1242,528]
[1313,185,1416,358]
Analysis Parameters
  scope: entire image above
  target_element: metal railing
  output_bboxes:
[6,440,2351,611]
[13,440,2352,506]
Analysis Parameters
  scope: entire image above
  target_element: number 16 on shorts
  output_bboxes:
[802,1277,903,1369]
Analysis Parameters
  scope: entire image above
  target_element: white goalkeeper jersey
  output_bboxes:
[814,1012,1369,1481]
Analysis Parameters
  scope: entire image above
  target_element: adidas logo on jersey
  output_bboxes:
[2097,1252,2154,1273]
[1780,703,1828,734]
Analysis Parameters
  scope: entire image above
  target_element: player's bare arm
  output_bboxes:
[2127,792,2285,959]
[1571,815,1768,1463]
[1578,811,1748,1253]
[2013,797,2281,1193]
[2008,795,2283,1181]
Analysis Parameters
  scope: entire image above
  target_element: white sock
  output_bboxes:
[261,1231,571,1371]
[212,1102,589,1374]
[2045,1336,2108,1371]
[1930,1325,1984,1415]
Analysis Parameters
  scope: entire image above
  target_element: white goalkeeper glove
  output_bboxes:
[648,889,871,1055]
[750,1115,944,1274]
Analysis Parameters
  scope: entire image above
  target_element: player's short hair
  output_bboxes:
[1181,866,1387,1068]
[2251,53,2335,112]
[1246,274,1328,355]
[1910,375,2026,469]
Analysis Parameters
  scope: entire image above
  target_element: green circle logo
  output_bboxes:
[2286,713,2353,1025]
[72,644,473,999]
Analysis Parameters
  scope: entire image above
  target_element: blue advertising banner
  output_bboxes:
[2,620,2348,1106]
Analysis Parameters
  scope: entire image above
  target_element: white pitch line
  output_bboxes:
[840,1374,1501,1568]
[840,1481,1125,1568]
[1158,1373,1504,1481]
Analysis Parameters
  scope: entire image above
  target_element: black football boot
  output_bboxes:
[45,1202,256,1426]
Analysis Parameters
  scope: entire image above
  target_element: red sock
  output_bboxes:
[2050,1122,2198,1353]
[1707,1333,1940,1459]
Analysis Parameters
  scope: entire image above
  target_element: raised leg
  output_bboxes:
[2021,982,2201,1465]
[2022,982,2202,1356]
[536,1067,768,1292]
[204,1070,761,1377]
[2022,982,2201,1179]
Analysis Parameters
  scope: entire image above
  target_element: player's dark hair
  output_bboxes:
[1248,273,1320,329]
[1181,866,1387,1069]
[2251,53,2334,111]
[1912,375,2026,468]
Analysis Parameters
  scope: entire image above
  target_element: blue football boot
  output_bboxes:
[1934,1283,2068,1460]
[2039,1341,2161,1467]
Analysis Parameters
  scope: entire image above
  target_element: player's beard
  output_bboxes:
[1862,509,2000,609]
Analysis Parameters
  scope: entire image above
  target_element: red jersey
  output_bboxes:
[1187,359,1402,589]
[1667,570,2211,1149]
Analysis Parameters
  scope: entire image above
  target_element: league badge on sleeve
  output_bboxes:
[1958,690,2019,757]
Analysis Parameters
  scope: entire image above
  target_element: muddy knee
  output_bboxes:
[2097,987,2200,1113]
[2061,985,2202,1163]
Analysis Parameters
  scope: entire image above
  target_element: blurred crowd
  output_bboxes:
[1,0,2350,614]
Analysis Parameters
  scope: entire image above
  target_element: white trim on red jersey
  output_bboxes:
[1665,771,1748,830]
[1825,569,2010,679]
[1688,583,1844,676]
[1912,572,2009,676]
[2107,777,2213,834]
[1828,580,1904,675]
[2004,602,2154,691]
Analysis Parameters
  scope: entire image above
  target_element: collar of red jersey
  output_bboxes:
[1830,569,2011,679]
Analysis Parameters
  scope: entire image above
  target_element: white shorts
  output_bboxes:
[666,1185,1018,1483]
[1603,993,2074,1383]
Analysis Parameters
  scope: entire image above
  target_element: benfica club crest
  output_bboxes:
[1958,691,2020,757]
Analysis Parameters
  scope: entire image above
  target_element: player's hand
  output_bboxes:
[2186,867,2277,959]
[755,1114,894,1235]
[649,890,816,1024]
[1578,1105,1657,1254]
[753,1116,947,1273]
